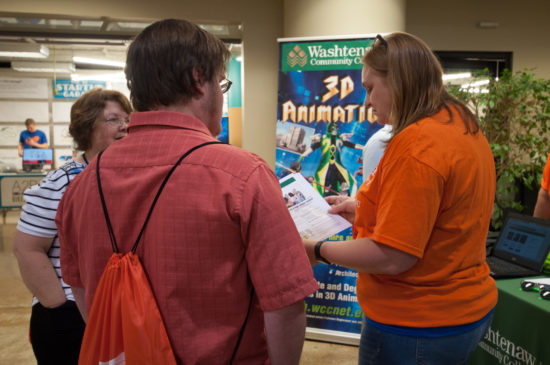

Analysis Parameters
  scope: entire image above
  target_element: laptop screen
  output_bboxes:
[493,213,550,270]
[22,148,53,164]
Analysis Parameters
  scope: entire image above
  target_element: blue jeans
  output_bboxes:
[358,313,493,365]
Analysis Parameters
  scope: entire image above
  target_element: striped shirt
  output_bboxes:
[17,159,86,305]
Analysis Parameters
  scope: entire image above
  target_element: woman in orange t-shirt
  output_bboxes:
[304,32,497,365]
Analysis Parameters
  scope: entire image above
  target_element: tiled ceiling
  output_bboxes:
[0,13,242,75]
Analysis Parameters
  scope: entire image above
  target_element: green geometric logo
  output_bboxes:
[287,45,308,68]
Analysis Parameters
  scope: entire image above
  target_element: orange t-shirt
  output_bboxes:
[540,152,550,192]
[354,106,498,327]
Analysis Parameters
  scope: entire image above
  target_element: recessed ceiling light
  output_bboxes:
[73,56,125,68]
[71,71,126,81]
[12,61,75,73]
[442,72,471,81]
[0,43,49,59]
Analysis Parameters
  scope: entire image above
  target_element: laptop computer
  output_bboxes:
[22,148,53,172]
[486,212,550,279]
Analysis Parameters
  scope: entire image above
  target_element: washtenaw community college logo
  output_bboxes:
[287,45,308,68]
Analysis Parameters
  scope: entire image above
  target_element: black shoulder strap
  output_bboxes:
[230,287,255,364]
[96,141,222,254]
[96,140,251,362]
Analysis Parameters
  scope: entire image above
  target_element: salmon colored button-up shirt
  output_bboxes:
[57,111,318,364]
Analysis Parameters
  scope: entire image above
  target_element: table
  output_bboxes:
[470,276,550,365]
[0,173,46,223]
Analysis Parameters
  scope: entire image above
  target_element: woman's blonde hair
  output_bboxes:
[363,32,479,137]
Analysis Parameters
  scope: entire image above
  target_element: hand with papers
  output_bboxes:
[325,195,356,224]
[279,173,352,242]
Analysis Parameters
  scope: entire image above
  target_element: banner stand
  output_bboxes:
[276,34,383,344]
[306,328,360,346]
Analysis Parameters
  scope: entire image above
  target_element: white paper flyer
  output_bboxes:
[280,173,352,241]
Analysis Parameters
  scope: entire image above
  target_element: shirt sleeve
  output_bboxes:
[370,155,445,258]
[239,164,318,312]
[541,152,550,192]
[17,170,68,238]
[56,182,83,288]
[363,137,387,177]
[39,131,48,144]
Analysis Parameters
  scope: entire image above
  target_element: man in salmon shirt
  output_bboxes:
[304,32,497,365]
[57,19,318,365]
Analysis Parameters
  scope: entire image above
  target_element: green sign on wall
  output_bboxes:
[281,39,374,72]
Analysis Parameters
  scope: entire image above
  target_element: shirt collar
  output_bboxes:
[128,110,213,137]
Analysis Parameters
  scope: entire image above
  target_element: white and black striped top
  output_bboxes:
[16,159,87,306]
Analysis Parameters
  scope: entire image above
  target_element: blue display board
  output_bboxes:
[218,115,229,144]
[53,79,106,99]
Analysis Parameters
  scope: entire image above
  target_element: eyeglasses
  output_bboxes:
[104,116,129,126]
[220,78,232,94]
[375,34,388,48]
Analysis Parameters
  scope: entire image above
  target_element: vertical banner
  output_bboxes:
[227,54,242,146]
[276,36,381,344]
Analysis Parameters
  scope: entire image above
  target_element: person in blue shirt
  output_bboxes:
[18,118,48,157]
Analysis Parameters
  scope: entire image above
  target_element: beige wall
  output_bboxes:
[283,0,406,37]
[406,0,550,79]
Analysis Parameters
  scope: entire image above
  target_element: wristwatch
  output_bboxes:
[314,240,331,265]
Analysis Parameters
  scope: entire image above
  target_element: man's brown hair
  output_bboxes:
[125,18,231,111]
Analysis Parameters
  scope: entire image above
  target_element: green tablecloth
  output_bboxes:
[470,276,550,365]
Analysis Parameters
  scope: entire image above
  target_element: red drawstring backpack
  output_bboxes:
[78,142,220,365]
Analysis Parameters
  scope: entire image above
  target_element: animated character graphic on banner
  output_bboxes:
[297,121,363,197]
[278,160,302,179]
